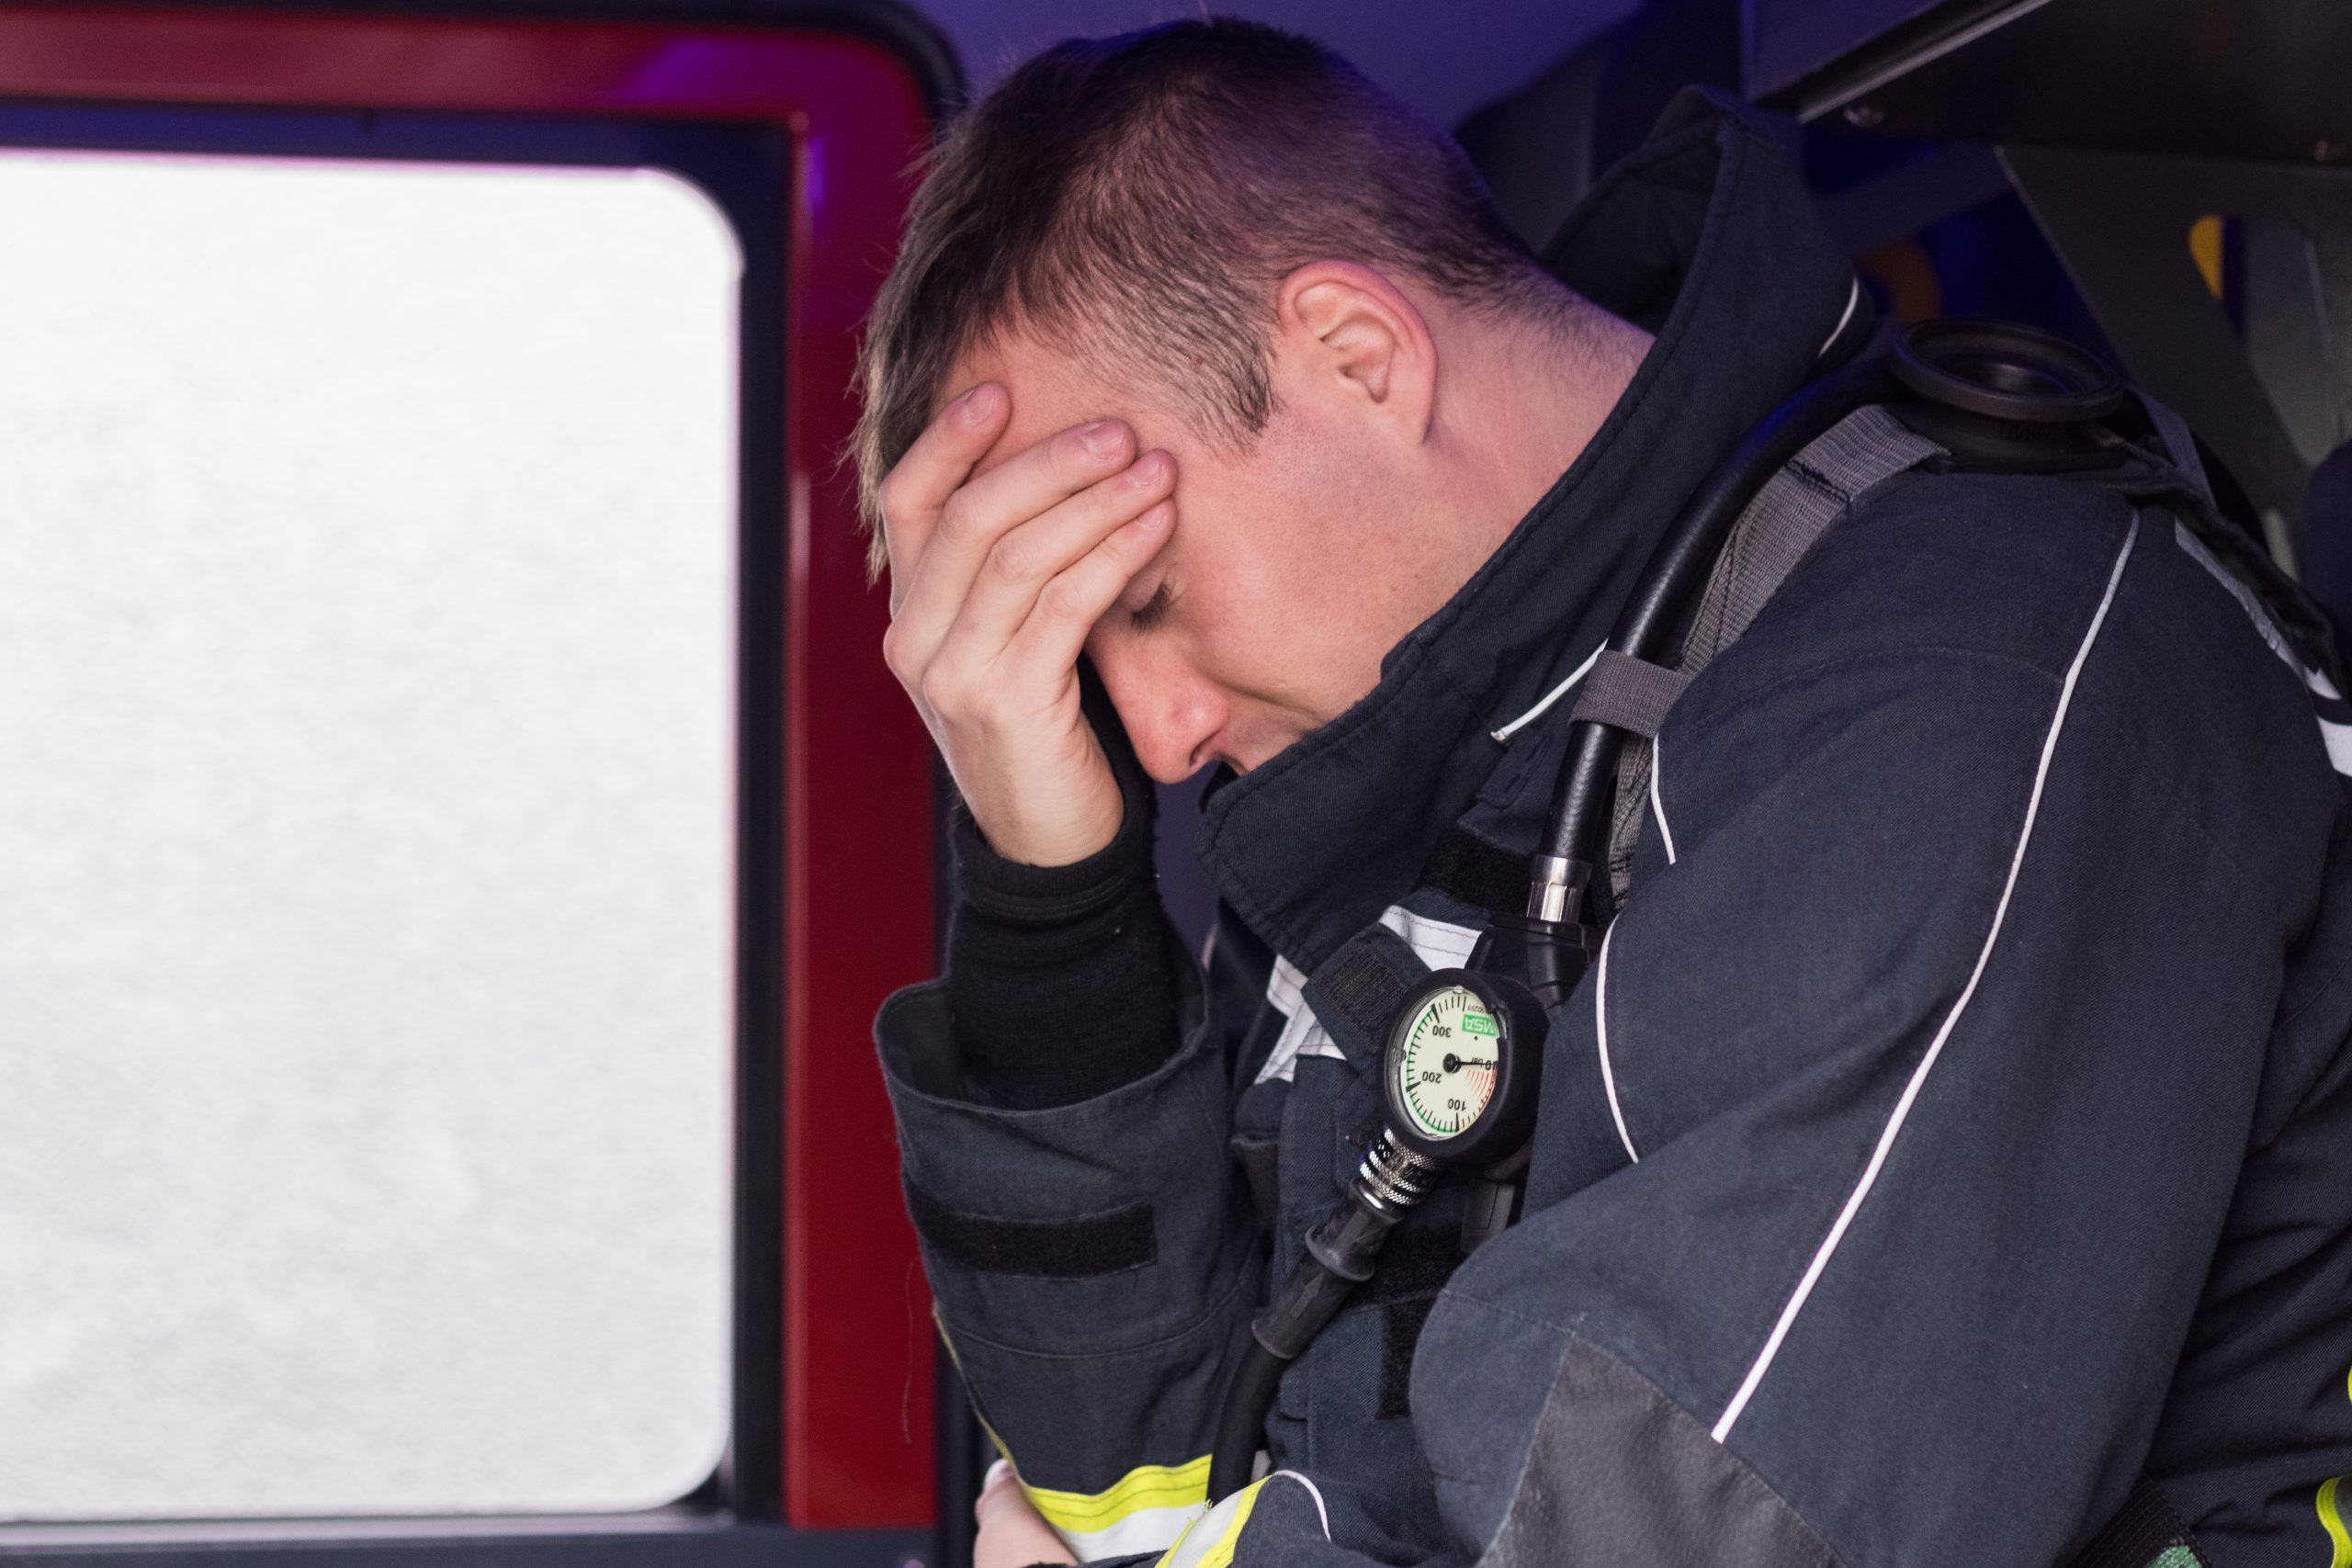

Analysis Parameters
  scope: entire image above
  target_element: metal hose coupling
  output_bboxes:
[1351,1126,1440,1217]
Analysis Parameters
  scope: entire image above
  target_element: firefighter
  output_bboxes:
[859,21,2352,1567]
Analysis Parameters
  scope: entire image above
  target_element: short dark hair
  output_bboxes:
[853,17,1565,580]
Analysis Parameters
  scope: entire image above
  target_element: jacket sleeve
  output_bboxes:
[1398,493,2340,1568]
[879,955,1260,1562]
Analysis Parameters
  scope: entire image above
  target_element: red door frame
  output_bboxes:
[0,5,944,1529]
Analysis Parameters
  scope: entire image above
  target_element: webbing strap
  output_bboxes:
[1606,404,1942,900]
[2060,1476,2208,1568]
[1569,650,1691,737]
[1317,942,1414,1045]
[1681,405,1943,671]
[2135,389,2214,505]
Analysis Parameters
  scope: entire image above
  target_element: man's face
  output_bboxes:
[948,329,1466,784]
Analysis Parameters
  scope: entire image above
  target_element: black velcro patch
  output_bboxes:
[1419,826,1530,917]
[1320,945,1411,1043]
[1377,1295,1438,1419]
[903,1182,1155,1280]
[1357,1225,1466,1304]
[1351,1227,1464,1420]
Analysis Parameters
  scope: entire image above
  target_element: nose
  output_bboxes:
[1093,647,1227,784]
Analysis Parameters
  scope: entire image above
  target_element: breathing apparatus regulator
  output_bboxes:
[1204,314,2324,1503]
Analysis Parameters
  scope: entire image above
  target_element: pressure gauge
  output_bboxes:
[1380,969,1546,1170]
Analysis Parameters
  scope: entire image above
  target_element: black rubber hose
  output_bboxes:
[1206,1337,1285,1504]
[1540,356,1897,875]
[1208,1197,1405,1501]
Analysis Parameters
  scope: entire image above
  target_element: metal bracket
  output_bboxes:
[2002,144,2352,547]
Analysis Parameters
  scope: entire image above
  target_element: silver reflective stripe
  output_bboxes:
[1252,955,1337,1088]
[1251,908,1482,1086]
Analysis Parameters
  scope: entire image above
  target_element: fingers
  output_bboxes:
[973,1469,1078,1568]
[974,1459,1020,1525]
[871,389,1173,871]
[1002,498,1175,681]
[922,493,1171,732]
[936,447,1175,655]
[888,414,1141,654]
[877,382,1011,604]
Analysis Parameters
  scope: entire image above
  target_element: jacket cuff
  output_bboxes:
[945,754,1181,1109]
[875,964,1244,1355]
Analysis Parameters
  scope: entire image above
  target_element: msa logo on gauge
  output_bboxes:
[1379,968,1544,1170]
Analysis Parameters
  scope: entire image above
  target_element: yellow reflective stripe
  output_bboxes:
[1153,1477,1265,1568]
[2325,1356,2352,1568]
[936,1311,1206,1553]
[2323,1475,2352,1568]
[1023,1455,1211,1532]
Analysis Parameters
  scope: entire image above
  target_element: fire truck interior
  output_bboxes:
[0,1,2342,1565]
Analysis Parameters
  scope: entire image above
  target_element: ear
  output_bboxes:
[1274,261,1437,440]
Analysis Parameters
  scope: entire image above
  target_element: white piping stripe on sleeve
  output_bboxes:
[1650,733,1679,864]
[1594,925,1640,1164]
[1268,1472,1331,1538]
[1817,276,1861,359]
[1710,514,2142,1446]
[1492,640,1607,743]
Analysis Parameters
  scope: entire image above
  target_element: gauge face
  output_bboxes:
[1389,984,1505,1143]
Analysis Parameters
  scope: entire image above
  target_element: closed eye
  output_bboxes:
[1128,583,1173,633]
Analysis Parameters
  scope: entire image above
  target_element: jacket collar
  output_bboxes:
[1194,92,1859,971]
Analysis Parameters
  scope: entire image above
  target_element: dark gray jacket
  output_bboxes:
[877,93,2352,1568]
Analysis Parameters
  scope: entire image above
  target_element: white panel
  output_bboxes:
[0,152,740,1517]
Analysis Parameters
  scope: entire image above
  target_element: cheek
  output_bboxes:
[1176,568,1326,710]
[1206,504,1365,650]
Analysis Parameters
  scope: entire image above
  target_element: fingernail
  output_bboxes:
[958,385,997,424]
[1079,420,1125,461]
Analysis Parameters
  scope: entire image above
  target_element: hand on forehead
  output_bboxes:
[948,336,1181,480]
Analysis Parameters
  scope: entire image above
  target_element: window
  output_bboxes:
[0,9,949,1555]
[0,150,740,1518]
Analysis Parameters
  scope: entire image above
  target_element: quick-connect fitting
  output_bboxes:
[1351,1127,1440,1217]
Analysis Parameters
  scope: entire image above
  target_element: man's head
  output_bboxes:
[856,20,1646,780]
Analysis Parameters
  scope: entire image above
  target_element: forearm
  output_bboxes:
[877,964,1260,1562]
[945,751,1181,1108]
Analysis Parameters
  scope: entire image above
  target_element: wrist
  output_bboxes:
[977,787,1125,867]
